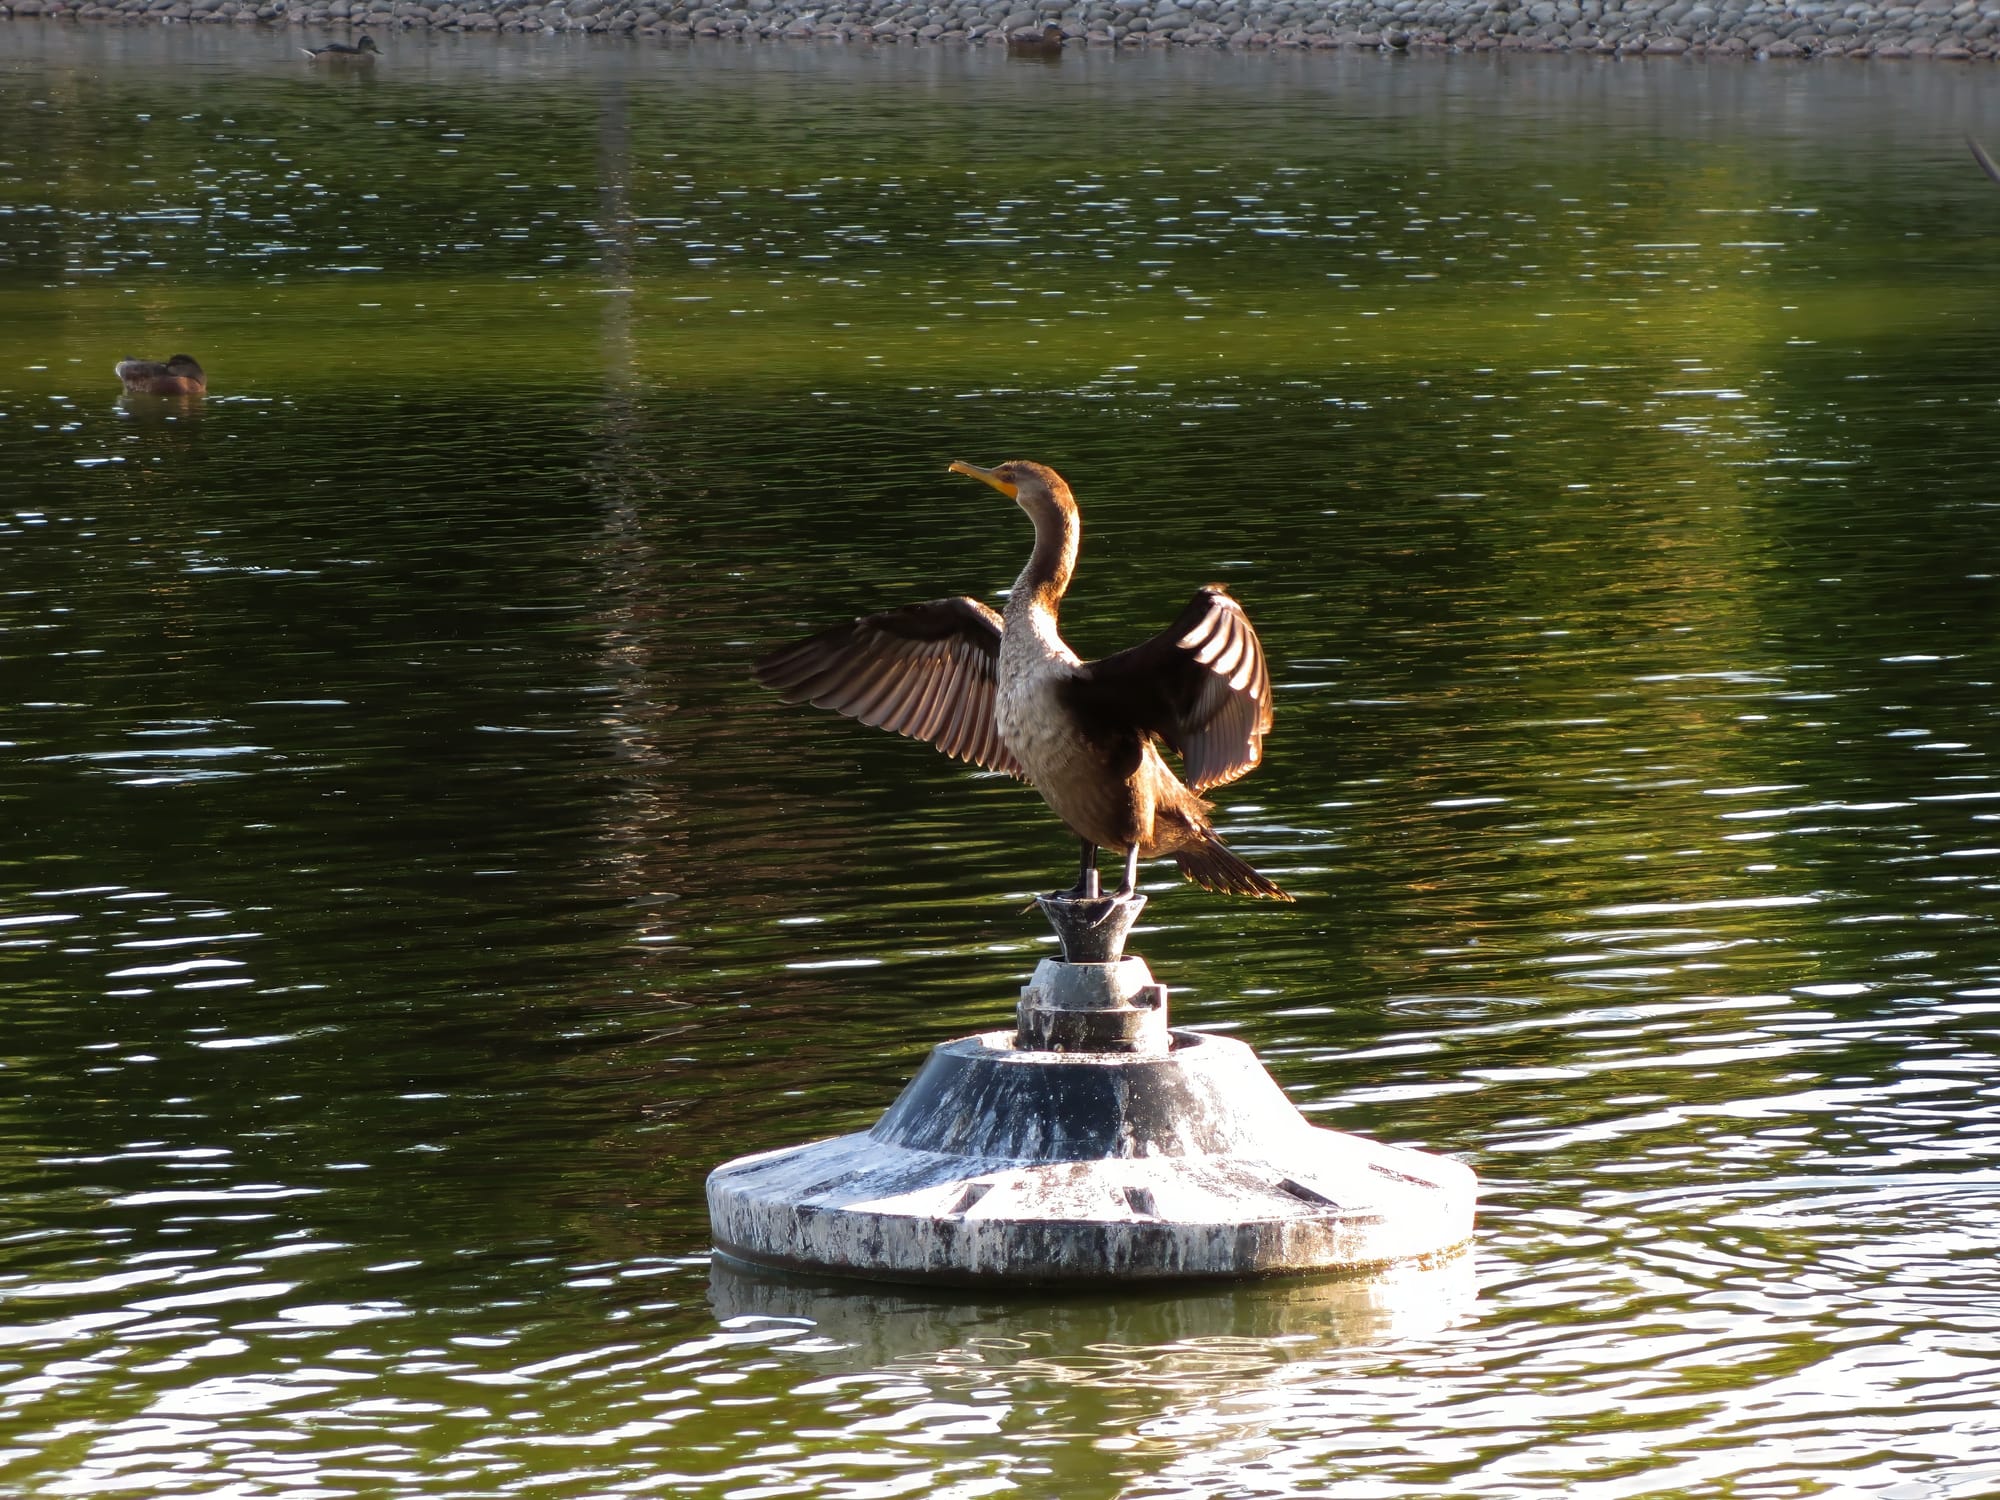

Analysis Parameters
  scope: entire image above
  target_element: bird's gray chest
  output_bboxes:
[995,617,1088,785]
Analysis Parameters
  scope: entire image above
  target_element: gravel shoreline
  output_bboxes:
[7,0,1998,62]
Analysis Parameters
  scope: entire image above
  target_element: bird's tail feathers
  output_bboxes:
[1175,833,1292,901]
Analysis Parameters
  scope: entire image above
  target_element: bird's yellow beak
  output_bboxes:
[948,459,1018,499]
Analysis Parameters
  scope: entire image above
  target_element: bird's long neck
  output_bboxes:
[1007,492,1079,629]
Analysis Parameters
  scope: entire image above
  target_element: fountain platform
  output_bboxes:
[706,892,1475,1285]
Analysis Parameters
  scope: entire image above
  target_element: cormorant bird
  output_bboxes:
[755,460,1291,902]
[114,354,206,396]
[303,35,380,59]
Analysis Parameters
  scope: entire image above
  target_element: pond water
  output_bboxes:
[6,22,2000,1497]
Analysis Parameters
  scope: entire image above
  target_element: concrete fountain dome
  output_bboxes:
[708,891,1476,1286]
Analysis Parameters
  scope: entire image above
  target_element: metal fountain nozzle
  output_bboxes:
[1019,889,1164,1053]
[1033,889,1148,965]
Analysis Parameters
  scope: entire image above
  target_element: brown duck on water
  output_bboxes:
[1007,21,1067,55]
[755,459,1292,902]
[114,355,206,396]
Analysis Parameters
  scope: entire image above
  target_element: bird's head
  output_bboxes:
[166,355,203,377]
[358,34,380,50]
[947,459,1074,521]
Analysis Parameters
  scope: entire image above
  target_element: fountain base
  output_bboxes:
[707,890,1475,1285]
[707,1027,1474,1285]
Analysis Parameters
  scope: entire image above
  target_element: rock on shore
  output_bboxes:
[6,0,1998,62]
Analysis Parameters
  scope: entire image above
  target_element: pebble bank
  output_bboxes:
[7,0,1999,62]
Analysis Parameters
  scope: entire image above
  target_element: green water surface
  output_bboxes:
[5,23,2000,1498]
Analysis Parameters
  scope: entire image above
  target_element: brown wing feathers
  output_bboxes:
[1065,585,1272,794]
[757,586,1271,795]
[753,597,1025,779]
[1173,590,1272,791]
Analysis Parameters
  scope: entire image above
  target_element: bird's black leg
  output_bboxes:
[1114,843,1141,898]
[1063,840,1101,899]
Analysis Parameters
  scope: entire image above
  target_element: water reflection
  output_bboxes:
[708,1252,1479,1368]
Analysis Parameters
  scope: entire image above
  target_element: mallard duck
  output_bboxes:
[114,354,206,396]
[755,460,1290,901]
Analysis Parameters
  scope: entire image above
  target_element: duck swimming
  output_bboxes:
[1007,21,1066,55]
[114,354,206,396]
[303,35,380,59]
[755,460,1291,902]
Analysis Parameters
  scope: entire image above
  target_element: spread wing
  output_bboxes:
[753,596,1025,779]
[1062,585,1273,793]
